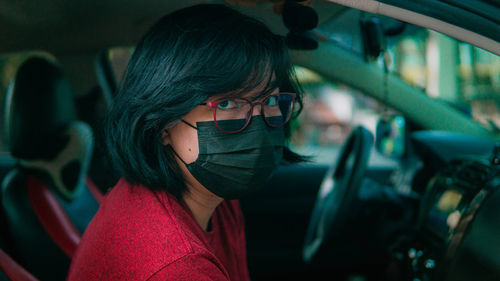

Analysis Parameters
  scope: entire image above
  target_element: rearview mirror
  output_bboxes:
[282,1,318,50]
[375,115,406,159]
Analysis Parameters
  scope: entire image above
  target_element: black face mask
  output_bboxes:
[173,117,284,199]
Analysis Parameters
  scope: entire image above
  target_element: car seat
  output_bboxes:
[1,57,102,281]
[0,249,38,281]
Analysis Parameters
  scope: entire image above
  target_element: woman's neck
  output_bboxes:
[182,184,224,231]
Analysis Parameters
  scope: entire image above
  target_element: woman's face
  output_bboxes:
[163,88,279,162]
[161,86,279,190]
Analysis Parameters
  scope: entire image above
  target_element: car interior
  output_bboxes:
[0,0,499,281]
[2,57,103,281]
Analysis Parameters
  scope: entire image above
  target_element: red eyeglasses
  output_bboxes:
[202,92,296,133]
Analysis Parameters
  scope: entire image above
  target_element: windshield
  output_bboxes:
[317,10,500,134]
[384,29,500,133]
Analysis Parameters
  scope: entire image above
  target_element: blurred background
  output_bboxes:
[1,18,499,165]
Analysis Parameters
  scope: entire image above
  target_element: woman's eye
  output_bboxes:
[217,99,240,110]
[265,96,279,106]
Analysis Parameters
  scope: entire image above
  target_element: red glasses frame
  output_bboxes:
[203,92,297,134]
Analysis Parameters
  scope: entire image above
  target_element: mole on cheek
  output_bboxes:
[188,148,192,151]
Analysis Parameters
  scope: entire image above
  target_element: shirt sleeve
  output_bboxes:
[147,254,230,281]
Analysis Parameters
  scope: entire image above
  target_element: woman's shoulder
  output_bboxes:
[88,178,198,252]
[68,179,201,280]
[96,178,188,235]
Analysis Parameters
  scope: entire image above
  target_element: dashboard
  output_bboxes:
[386,131,500,281]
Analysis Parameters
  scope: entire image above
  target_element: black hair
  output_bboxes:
[105,3,305,198]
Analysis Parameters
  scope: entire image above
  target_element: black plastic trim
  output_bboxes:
[378,0,500,44]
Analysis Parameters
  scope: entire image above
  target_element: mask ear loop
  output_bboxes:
[163,120,197,166]
[166,142,189,166]
[181,120,198,130]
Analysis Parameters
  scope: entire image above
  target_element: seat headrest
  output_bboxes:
[5,57,76,160]
[20,122,94,200]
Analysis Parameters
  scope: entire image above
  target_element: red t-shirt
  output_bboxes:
[67,179,250,281]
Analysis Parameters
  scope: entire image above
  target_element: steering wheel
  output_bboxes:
[303,126,374,263]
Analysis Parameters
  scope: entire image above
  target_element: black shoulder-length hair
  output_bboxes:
[105,3,305,198]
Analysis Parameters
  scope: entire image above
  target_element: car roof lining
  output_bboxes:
[0,0,498,55]
[0,0,344,55]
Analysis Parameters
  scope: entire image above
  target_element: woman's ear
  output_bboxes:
[161,129,171,146]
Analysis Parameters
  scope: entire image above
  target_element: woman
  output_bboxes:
[68,3,303,281]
